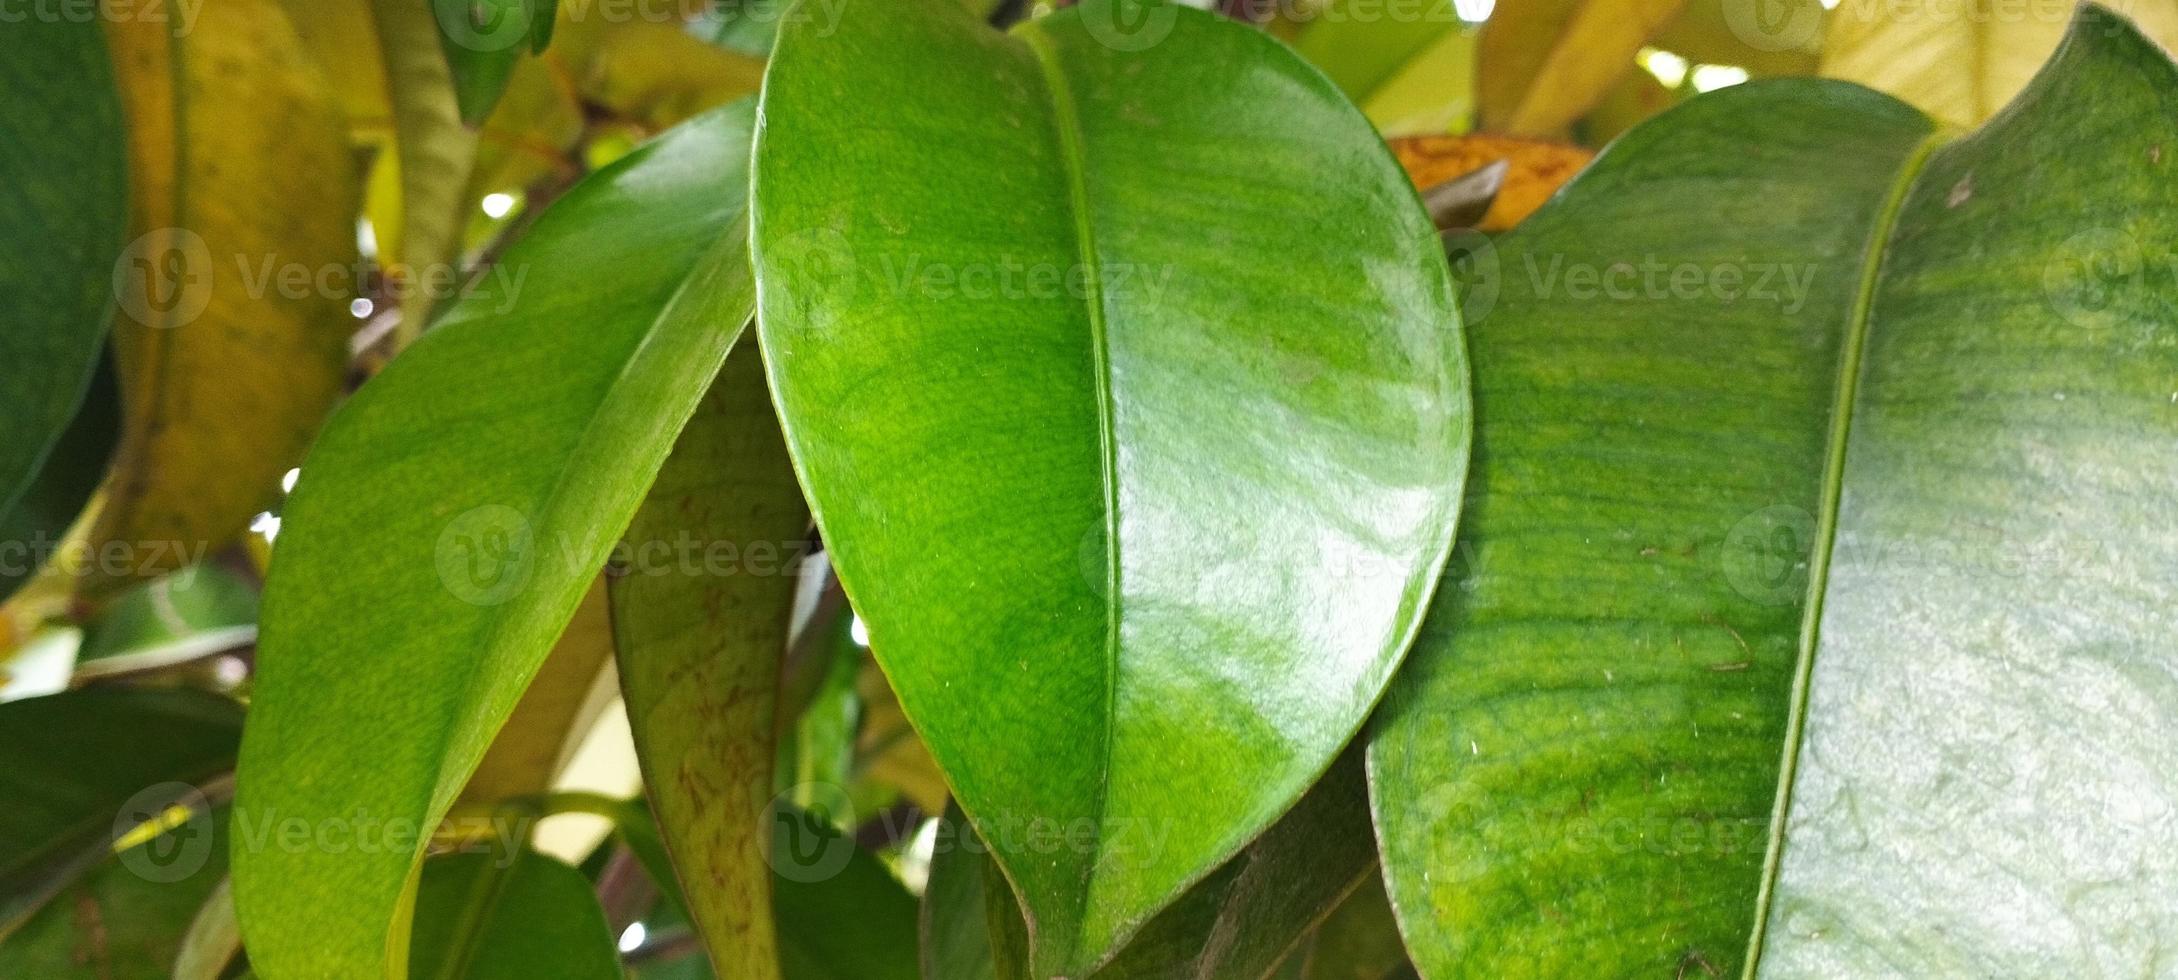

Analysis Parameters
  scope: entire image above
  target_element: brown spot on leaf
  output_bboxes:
[1947,174,1974,208]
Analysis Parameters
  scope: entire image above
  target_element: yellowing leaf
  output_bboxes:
[1822,0,2178,125]
[94,2,360,594]
[1390,133,1595,230]
[1361,27,1480,137]
[284,0,480,346]
[554,18,767,132]
[1479,0,1689,135]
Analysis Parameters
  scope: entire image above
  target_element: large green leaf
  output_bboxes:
[1370,8,2178,976]
[610,340,809,980]
[0,688,242,937]
[232,101,759,980]
[408,849,620,980]
[752,1,1468,972]
[0,24,126,592]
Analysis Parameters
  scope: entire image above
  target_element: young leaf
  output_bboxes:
[93,1,360,594]
[609,340,809,980]
[0,689,242,936]
[408,850,620,980]
[753,2,1469,972]
[432,0,558,125]
[0,24,127,597]
[1370,8,2178,975]
[232,101,758,980]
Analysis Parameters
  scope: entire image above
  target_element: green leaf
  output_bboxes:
[921,805,1000,980]
[752,1,1469,972]
[459,579,615,807]
[933,753,1378,980]
[408,849,620,980]
[0,806,235,979]
[771,812,920,980]
[75,564,258,672]
[432,0,557,125]
[0,688,241,936]
[1287,0,1466,99]
[232,100,758,980]
[0,24,127,596]
[0,358,119,605]
[171,877,241,980]
[610,340,809,980]
[1370,8,2178,975]
[93,0,360,594]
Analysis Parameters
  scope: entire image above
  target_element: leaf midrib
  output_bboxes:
[1017,20,1124,972]
[1741,128,1950,977]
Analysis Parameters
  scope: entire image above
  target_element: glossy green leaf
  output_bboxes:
[753,2,1468,972]
[610,340,810,980]
[0,359,119,605]
[0,24,127,597]
[408,849,619,980]
[1369,8,2178,976]
[934,754,1378,980]
[0,688,241,936]
[459,578,615,807]
[232,101,759,980]
[433,0,559,124]
[0,807,235,979]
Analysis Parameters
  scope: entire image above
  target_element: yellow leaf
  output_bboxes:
[554,18,767,132]
[1363,27,1481,137]
[1822,0,2178,126]
[1391,133,1595,230]
[1480,0,1689,135]
[95,1,359,593]
[284,0,479,346]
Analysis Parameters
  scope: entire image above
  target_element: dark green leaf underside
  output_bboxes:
[1369,8,2178,977]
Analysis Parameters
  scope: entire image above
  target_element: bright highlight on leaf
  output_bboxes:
[753,0,1468,973]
